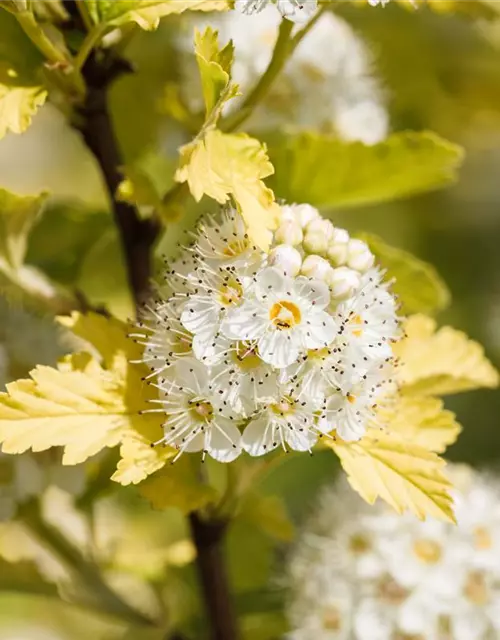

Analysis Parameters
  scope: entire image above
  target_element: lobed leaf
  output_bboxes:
[175,129,280,251]
[0,313,173,482]
[359,232,450,315]
[381,395,461,453]
[267,131,464,210]
[395,315,499,395]
[329,429,455,522]
[0,83,46,140]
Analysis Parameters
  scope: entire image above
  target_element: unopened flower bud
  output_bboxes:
[328,267,361,300]
[301,255,334,282]
[346,239,375,273]
[274,220,303,246]
[303,219,334,255]
[326,228,350,266]
[292,204,321,229]
[269,245,302,277]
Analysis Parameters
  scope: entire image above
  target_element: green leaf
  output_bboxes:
[138,457,220,514]
[238,493,295,542]
[267,131,464,209]
[194,27,238,119]
[0,557,58,597]
[77,228,134,322]
[358,232,451,314]
[0,189,47,271]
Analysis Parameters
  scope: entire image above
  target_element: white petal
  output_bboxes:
[302,311,336,350]
[208,418,242,463]
[220,301,266,341]
[182,429,206,453]
[192,330,228,365]
[181,297,219,334]
[258,329,301,368]
[285,425,317,452]
[242,416,278,456]
[174,358,209,395]
[255,267,288,301]
[293,276,330,309]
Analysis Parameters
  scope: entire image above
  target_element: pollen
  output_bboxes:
[269,300,301,330]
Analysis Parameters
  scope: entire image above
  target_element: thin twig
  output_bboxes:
[19,500,155,627]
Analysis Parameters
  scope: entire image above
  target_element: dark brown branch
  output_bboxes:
[76,50,160,309]
[189,513,239,640]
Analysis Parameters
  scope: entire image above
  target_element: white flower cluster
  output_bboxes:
[286,471,500,640]
[135,204,400,463]
[236,0,318,24]
[181,10,388,145]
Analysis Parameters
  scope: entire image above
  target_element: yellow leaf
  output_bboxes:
[194,27,239,119]
[381,395,461,453]
[0,190,47,272]
[395,315,499,395]
[87,0,229,30]
[0,313,173,481]
[175,129,280,251]
[139,457,219,513]
[0,84,47,140]
[329,429,455,522]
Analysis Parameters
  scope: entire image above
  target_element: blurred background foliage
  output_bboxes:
[1,1,500,638]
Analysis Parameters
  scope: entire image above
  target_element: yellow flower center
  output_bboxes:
[473,526,493,550]
[307,347,330,361]
[349,533,371,555]
[218,278,243,307]
[350,313,363,338]
[464,571,490,605]
[234,343,261,371]
[223,239,248,257]
[271,398,295,416]
[269,301,301,330]
[189,400,213,423]
[413,538,442,565]
[378,577,409,605]
[322,606,342,631]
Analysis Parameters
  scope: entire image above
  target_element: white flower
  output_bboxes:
[221,266,337,368]
[242,384,320,455]
[276,0,318,24]
[235,0,269,15]
[209,341,277,415]
[286,470,500,640]
[155,358,242,462]
[269,244,303,277]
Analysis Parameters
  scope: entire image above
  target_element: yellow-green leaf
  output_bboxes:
[329,429,455,522]
[0,313,173,480]
[194,27,238,119]
[85,0,228,30]
[139,457,219,513]
[381,395,461,453]
[0,83,47,140]
[238,493,295,542]
[0,189,47,271]
[359,233,450,315]
[395,315,499,395]
[267,131,464,209]
[175,129,280,251]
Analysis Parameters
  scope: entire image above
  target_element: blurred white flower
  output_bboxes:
[180,11,388,144]
[135,204,400,461]
[286,468,500,639]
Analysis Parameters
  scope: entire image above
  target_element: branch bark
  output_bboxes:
[76,51,160,309]
[189,513,239,640]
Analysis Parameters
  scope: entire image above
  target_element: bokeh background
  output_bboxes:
[1,1,500,638]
